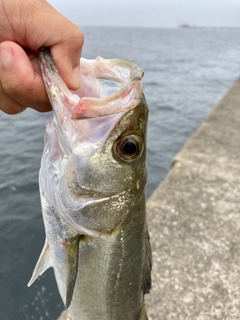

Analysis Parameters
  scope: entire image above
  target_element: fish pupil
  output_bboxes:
[113,134,142,162]
[122,141,137,155]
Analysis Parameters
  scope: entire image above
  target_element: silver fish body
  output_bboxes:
[28,48,151,320]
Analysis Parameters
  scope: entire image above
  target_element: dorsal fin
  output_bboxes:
[28,241,51,287]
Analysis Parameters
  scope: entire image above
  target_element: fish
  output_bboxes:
[28,48,151,320]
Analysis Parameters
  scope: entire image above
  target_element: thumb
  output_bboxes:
[0,41,51,113]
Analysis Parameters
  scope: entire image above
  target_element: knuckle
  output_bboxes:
[2,76,25,96]
[62,23,85,50]
[73,27,85,45]
[0,89,26,114]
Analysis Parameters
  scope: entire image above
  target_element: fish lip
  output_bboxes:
[39,48,56,86]
[39,47,77,107]
[39,47,144,120]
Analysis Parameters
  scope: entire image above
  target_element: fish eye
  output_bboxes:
[113,135,143,162]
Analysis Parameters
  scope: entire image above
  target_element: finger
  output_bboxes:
[51,31,83,90]
[12,0,84,90]
[0,81,27,115]
[0,41,52,113]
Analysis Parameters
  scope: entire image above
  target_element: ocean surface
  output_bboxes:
[0,27,239,320]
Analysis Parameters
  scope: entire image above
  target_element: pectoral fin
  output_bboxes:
[28,240,51,287]
[65,235,81,308]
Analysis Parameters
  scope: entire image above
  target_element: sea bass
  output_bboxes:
[28,48,151,320]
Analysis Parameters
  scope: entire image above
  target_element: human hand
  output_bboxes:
[0,0,84,114]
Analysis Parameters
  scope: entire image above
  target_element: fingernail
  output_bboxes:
[0,45,13,67]
[71,65,81,88]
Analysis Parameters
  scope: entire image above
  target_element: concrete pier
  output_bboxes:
[58,78,240,320]
[145,77,240,319]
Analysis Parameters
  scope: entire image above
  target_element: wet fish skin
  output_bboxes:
[28,48,151,320]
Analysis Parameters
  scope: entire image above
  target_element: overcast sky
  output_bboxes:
[48,0,240,28]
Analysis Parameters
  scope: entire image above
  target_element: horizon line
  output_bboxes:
[80,25,240,29]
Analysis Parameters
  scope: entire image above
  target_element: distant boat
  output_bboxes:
[179,23,191,28]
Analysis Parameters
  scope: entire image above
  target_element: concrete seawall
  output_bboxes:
[58,78,240,319]
[145,77,240,319]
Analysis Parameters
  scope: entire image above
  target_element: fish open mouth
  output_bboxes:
[38,48,147,237]
[39,48,144,120]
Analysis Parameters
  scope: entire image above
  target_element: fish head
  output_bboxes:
[39,48,148,236]
[76,96,148,195]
